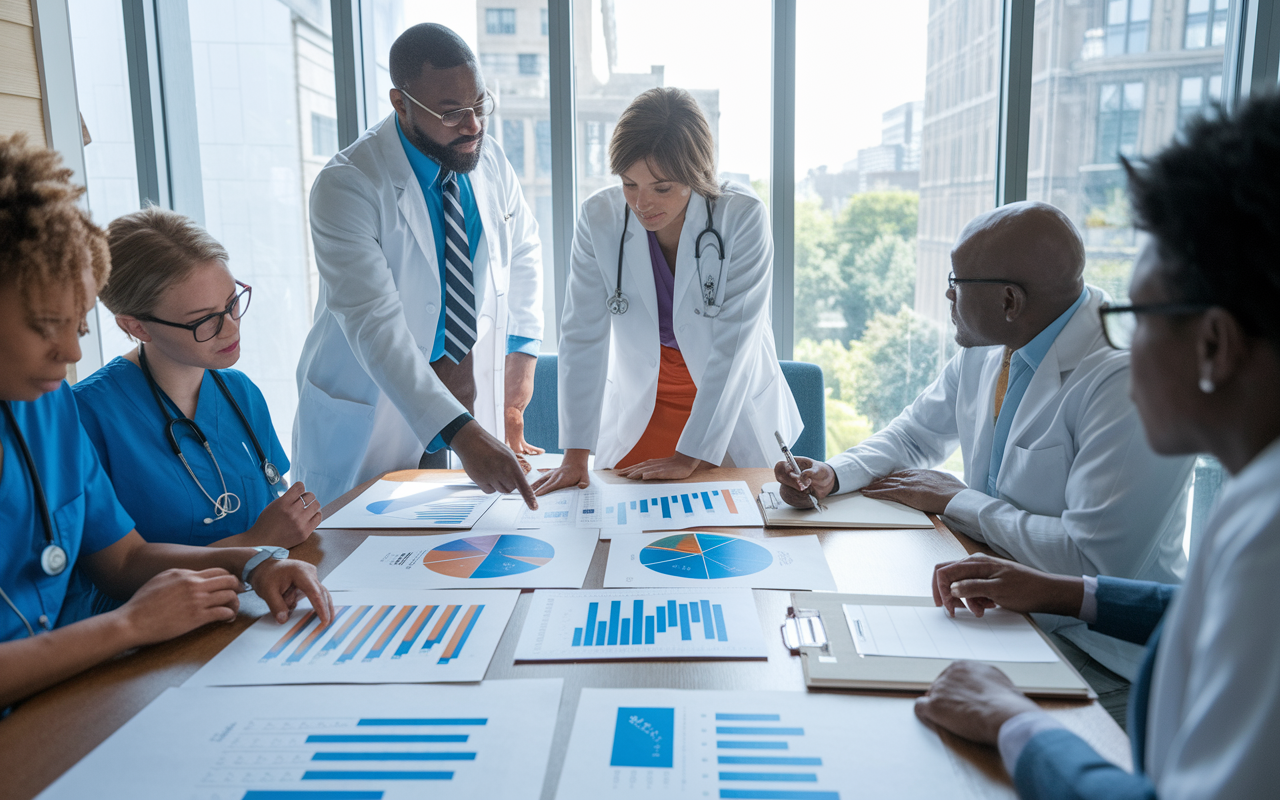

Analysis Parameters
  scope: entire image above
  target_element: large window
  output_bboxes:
[792,0,1000,458]
[485,8,517,35]
[1106,0,1151,56]
[1028,0,1235,307]
[1184,0,1230,50]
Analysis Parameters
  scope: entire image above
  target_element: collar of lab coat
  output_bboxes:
[620,191,715,323]
[370,113,499,300]
[1000,285,1109,456]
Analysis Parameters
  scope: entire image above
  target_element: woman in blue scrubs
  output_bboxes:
[73,207,319,549]
[0,134,331,708]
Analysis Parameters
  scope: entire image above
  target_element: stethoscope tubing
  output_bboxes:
[609,192,726,318]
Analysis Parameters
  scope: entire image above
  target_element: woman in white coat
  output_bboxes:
[533,88,801,495]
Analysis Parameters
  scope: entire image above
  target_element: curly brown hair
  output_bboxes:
[0,133,109,314]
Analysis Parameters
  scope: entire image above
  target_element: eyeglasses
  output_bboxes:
[398,88,496,128]
[948,270,1026,293]
[1098,301,1213,350]
[138,281,252,343]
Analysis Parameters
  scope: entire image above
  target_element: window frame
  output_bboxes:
[55,0,1280,372]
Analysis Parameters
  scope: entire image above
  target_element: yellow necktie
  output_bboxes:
[993,347,1013,421]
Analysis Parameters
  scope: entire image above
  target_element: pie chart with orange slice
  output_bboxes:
[639,533,773,580]
[422,534,556,579]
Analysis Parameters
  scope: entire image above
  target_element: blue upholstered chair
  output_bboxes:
[521,356,826,462]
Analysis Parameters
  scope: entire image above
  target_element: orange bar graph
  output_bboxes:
[368,605,414,654]
[440,605,480,661]
[427,605,460,640]
[262,610,316,660]
[721,488,738,514]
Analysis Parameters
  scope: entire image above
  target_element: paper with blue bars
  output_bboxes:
[555,688,984,800]
[577,480,763,536]
[37,679,563,800]
[514,588,768,661]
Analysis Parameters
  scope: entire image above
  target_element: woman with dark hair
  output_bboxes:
[912,93,1280,797]
[534,87,801,493]
[0,134,331,708]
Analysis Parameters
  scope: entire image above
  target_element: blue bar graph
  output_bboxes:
[717,714,780,721]
[584,602,599,647]
[312,752,477,761]
[717,741,788,750]
[718,792,839,800]
[632,600,644,644]
[720,773,818,782]
[716,727,805,736]
[570,597,733,649]
[702,491,714,510]
[660,497,671,518]
[641,499,649,513]
[608,601,621,645]
[617,502,627,525]
[681,494,693,514]
[302,771,451,781]
[307,735,469,743]
[718,757,822,766]
[239,788,378,793]
[357,719,486,726]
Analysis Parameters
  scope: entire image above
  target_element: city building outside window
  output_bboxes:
[1096,81,1145,163]
[1184,0,1230,49]
[541,8,548,36]
[1106,0,1152,56]
[485,8,516,35]
[503,118,526,176]
[1178,73,1222,128]
[518,53,540,75]
[311,113,338,157]
[535,119,552,178]
[583,120,606,177]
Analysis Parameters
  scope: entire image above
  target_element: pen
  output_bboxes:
[775,431,822,512]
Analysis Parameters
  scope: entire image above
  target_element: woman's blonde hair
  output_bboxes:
[0,133,109,310]
[609,87,721,200]
[101,206,229,317]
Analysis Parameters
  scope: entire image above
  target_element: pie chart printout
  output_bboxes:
[423,534,556,579]
[639,533,773,580]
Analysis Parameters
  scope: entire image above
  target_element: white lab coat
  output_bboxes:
[1146,437,1280,797]
[558,182,801,468]
[828,286,1194,678]
[293,114,543,506]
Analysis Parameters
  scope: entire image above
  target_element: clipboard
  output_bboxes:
[781,592,1094,699]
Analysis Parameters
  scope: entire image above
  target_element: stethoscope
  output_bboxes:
[138,344,282,525]
[608,193,726,318]
[0,401,66,637]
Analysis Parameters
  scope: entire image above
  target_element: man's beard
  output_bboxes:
[404,119,484,174]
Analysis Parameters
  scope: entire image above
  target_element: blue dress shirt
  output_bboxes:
[986,288,1089,495]
[0,385,133,642]
[71,357,288,547]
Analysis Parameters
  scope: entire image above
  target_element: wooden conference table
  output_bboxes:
[0,467,1132,799]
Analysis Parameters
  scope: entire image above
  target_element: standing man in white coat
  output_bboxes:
[294,24,542,508]
[776,201,1194,719]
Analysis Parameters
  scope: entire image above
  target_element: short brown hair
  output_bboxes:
[609,87,721,200]
[101,206,229,317]
[0,133,109,310]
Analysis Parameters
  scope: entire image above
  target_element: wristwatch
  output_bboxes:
[241,546,289,588]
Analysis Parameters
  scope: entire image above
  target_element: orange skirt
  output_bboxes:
[615,346,698,468]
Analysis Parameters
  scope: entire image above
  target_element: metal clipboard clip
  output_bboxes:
[781,606,829,655]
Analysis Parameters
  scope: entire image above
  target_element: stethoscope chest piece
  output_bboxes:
[263,461,282,485]
[607,292,629,316]
[41,544,67,577]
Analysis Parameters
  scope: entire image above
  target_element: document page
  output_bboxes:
[842,603,1059,662]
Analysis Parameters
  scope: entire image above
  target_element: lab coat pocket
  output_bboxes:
[998,444,1069,516]
[296,380,376,485]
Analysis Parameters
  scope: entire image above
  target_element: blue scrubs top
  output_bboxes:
[0,385,133,642]
[72,357,288,547]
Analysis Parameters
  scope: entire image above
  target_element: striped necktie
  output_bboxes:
[441,170,477,364]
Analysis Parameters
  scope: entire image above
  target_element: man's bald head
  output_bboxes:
[947,202,1087,349]
[952,201,1085,299]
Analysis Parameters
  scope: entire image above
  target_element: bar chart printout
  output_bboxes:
[37,680,564,800]
[554,688,981,800]
[183,590,519,686]
[578,481,764,534]
[513,589,768,661]
[319,481,500,530]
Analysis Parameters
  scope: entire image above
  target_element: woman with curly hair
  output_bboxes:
[0,134,331,708]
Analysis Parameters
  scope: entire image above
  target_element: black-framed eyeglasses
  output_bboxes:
[138,281,252,343]
[1098,301,1213,350]
[948,270,1026,294]
[398,88,497,128]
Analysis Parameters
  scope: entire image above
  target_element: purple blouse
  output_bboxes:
[647,230,680,350]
